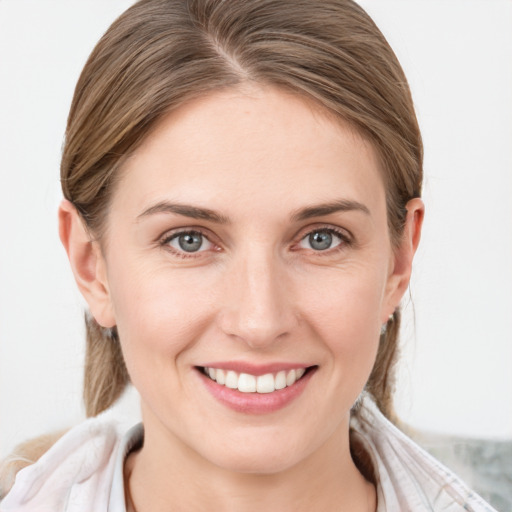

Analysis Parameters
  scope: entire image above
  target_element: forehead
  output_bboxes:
[115,86,386,219]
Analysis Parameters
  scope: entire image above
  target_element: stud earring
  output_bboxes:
[380,313,394,336]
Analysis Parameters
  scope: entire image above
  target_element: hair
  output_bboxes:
[63,0,422,418]
[1,0,422,494]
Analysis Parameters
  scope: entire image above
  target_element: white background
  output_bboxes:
[1,0,511,458]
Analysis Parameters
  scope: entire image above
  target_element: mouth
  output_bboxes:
[195,364,317,413]
[198,366,313,394]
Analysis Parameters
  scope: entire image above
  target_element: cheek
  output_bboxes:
[299,266,385,376]
[106,255,218,368]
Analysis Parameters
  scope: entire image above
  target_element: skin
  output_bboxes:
[60,86,423,511]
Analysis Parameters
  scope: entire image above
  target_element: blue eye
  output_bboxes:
[299,229,344,251]
[166,231,213,253]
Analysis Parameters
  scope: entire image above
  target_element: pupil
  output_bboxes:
[178,233,202,252]
[310,231,332,251]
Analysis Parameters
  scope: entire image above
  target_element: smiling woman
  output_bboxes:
[67,87,413,485]
[0,1,501,511]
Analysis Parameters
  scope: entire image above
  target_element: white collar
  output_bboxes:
[350,394,497,511]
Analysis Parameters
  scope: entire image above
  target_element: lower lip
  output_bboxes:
[197,368,316,414]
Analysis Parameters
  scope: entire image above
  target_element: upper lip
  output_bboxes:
[197,361,313,376]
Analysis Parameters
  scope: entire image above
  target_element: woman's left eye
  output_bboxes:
[298,228,346,252]
[163,231,213,254]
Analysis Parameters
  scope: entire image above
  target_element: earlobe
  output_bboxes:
[383,198,425,320]
[58,199,116,328]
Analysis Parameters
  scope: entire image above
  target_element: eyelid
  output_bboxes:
[297,223,352,242]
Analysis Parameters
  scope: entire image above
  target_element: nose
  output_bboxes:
[217,248,298,349]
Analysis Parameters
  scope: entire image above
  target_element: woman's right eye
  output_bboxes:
[163,231,214,255]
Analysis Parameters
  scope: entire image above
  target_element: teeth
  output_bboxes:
[275,371,287,390]
[256,373,275,394]
[238,373,257,393]
[286,369,296,386]
[203,367,308,393]
[225,370,238,389]
[216,369,226,385]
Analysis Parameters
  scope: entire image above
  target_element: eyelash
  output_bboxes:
[158,226,352,258]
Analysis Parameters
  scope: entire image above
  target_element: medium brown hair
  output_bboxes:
[62,0,422,418]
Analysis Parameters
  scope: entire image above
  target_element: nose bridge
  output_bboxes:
[220,243,296,347]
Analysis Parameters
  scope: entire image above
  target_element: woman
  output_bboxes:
[0,0,497,510]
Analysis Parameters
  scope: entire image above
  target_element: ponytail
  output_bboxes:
[83,313,130,417]
[364,309,401,422]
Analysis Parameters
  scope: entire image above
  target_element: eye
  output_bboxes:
[298,228,345,251]
[164,230,213,254]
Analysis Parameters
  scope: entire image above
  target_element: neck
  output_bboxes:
[124,419,376,512]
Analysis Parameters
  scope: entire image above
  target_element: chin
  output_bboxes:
[196,429,318,476]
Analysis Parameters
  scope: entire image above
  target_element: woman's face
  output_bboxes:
[89,86,414,473]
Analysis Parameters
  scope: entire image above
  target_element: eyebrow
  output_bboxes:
[291,199,371,221]
[137,198,370,224]
[137,201,229,224]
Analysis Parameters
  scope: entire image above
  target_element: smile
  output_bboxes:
[201,367,307,393]
[197,364,317,414]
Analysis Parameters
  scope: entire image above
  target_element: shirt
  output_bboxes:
[0,395,497,511]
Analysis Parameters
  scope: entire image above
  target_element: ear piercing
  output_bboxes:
[380,313,394,336]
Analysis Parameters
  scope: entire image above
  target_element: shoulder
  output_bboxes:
[0,415,141,512]
[0,428,69,498]
[350,394,497,512]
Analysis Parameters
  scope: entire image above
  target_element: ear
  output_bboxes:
[58,199,116,328]
[382,197,424,322]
